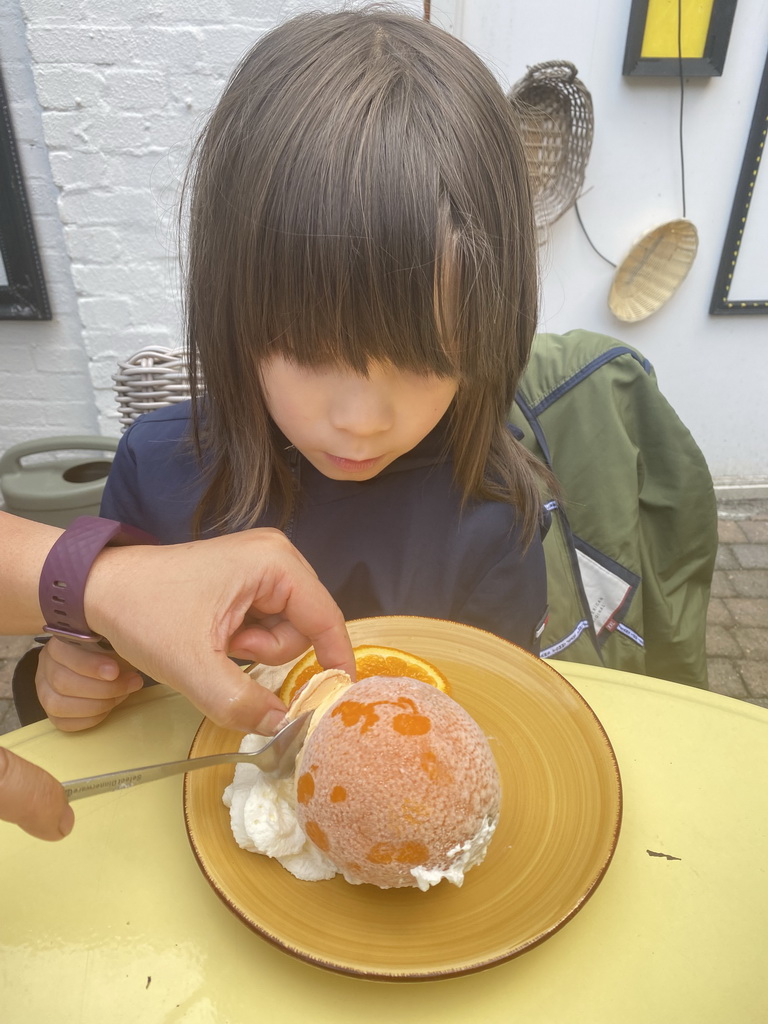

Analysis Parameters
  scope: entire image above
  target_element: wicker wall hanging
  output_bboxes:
[510,50,698,323]
[507,0,702,323]
[608,219,699,322]
[509,60,594,232]
[587,1,700,322]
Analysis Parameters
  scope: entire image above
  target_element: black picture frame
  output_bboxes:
[0,65,51,321]
[623,0,738,77]
[710,50,768,315]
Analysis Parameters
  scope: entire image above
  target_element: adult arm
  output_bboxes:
[0,512,64,633]
[81,527,355,732]
[32,527,355,734]
[1,512,354,721]
[0,512,354,839]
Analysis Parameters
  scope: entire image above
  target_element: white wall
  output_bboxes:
[0,0,423,451]
[1,0,766,486]
[0,0,98,450]
[438,0,768,487]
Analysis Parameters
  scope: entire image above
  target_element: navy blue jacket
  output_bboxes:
[100,402,547,652]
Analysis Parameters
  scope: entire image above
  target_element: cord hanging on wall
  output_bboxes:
[515,1,700,323]
[606,0,699,322]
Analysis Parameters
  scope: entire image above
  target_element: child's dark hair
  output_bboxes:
[182,6,548,542]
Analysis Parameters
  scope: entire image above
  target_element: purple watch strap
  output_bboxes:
[39,515,157,644]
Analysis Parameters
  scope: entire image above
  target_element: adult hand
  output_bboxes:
[0,747,73,841]
[84,527,355,734]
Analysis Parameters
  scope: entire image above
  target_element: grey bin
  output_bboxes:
[0,436,119,529]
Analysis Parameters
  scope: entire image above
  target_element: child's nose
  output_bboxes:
[329,382,394,436]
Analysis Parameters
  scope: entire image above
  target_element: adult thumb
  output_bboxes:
[163,653,288,736]
[0,747,74,841]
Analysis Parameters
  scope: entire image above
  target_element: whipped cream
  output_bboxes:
[409,814,498,891]
[224,665,353,882]
[222,732,338,882]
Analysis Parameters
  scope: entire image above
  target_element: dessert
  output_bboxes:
[294,674,500,889]
[224,657,500,890]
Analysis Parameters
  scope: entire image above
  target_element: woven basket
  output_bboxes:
[509,60,594,231]
[112,346,193,430]
[608,219,699,323]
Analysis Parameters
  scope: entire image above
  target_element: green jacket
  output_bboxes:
[511,330,717,688]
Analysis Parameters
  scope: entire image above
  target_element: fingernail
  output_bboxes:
[59,805,75,838]
[98,663,118,680]
[262,710,289,735]
[126,675,144,693]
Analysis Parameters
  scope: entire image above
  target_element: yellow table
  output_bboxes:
[1,663,766,1023]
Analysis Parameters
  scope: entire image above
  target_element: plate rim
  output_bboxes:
[184,615,623,980]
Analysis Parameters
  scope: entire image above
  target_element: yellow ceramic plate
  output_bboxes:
[184,616,622,980]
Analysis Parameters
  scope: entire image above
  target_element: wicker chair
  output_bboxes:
[112,346,192,431]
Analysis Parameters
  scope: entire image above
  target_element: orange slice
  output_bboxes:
[279,644,450,705]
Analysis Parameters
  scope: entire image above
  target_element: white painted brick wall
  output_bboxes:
[4,0,410,451]
[1,0,97,461]
[0,0,416,462]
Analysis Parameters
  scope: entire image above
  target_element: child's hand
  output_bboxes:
[35,637,145,732]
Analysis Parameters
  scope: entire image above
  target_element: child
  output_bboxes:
[27,7,552,730]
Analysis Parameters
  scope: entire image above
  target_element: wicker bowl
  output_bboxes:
[608,219,699,322]
[509,60,594,231]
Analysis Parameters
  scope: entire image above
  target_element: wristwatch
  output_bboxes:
[39,515,158,649]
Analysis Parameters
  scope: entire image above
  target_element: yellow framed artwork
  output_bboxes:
[623,0,738,76]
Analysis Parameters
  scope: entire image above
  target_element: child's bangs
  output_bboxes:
[188,8,533,394]
[254,165,461,382]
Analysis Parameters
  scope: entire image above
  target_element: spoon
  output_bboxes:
[62,711,313,801]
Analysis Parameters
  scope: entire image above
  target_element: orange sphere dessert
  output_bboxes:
[294,675,501,889]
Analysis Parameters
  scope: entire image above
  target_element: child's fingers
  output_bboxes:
[40,663,143,701]
[45,707,122,733]
[35,642,144,732]
[36,690,133,733]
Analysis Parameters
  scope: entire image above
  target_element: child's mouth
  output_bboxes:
[324,453,384,473]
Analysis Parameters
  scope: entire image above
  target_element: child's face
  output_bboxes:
[260,355,458,480]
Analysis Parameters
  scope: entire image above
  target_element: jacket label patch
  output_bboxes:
[574,537,640,640]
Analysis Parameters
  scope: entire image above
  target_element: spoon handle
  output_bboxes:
[62,710,312,800]
[63,751,246,801]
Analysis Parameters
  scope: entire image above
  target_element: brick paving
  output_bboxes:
[708,496,768,707]
[2,495,768,735]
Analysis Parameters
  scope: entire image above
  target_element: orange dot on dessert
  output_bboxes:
[304,820,330,852]
[296,771,314,804]
[279,644,450,706]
